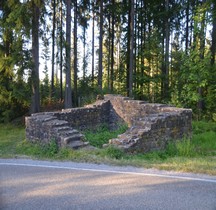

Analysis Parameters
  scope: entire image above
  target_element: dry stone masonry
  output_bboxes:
[25,95,192,153]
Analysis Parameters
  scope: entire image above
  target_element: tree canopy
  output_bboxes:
[0,0,215,122]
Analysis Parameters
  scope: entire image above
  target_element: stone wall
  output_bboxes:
[54,100,111,131]
[25,100,112,149]
[25,94,192,152]
[105,95,192,152]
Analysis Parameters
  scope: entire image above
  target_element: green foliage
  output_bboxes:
[0,0,215,121]
[77,77,99,106]
[0,80,30,122]
[16,139,59,158]
[44,139,59,156]
[0,0,32,122]
[192,131,216,156]
[171,49,213,117]
[192,120,216,134]
[84,124,128,148]
[0,124,25,156]
[175,139,195,157]
[100,146,125,159]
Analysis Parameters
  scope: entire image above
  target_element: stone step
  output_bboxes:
[132,117,152,126]
[58,128,80,136]
[62,133,85,145]
[46,119,69,128]
[38,116,57,122]
[117,133,132,139]
[109,125,152,148]
[128,126,151,135]
[54,126,71,132]
[67,141,89,149]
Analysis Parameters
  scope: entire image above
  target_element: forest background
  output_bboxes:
[0,0,216,123]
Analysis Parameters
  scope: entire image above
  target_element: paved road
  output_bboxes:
[0,159,216,210]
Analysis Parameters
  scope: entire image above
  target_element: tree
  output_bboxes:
[161,0,170,101]
[59,0,64,101]
[0,0,215,120]
[30,0,41,113]
[73,0,78,107]
[91,0,95,85]
[98,0,103,92]
[128,0,134,97]
[65,0,72,108]
[79,0,90,80]
[110,0,115,92]
[211,0,216,65]
[51,0,56,98]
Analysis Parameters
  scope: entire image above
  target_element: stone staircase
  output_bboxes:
[108,117,152,150]
[26,113,88,149]
[108,114,164,151]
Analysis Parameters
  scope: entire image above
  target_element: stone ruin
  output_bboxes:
[25,95,192,153]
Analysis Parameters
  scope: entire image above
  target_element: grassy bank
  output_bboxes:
[0,121,215,175]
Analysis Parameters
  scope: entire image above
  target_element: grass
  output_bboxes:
[0,121,215,175]
[0,124,25,157]
[84,124,128,148]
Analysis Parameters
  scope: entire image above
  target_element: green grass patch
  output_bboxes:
[0,121,215,175]
[16,139,59,158]
[0,124,25,157]
[192,120,216,134]
[192,131,216,156]
[84,124,128,148]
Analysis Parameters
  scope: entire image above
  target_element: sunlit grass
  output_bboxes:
[0,121,215,175]
[0,124,25,157]
[84,124,128,148]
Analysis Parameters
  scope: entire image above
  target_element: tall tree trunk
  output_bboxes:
[83,26,86,79]
[51,0,56,98]
[140,0,145,98]
[161,0,170,101]
[73,0,78,106]
[91,1,95,85]
[107,8,111,90]
[127,1,131,96]
[197,0,207,117]
[211,1,216,65]
[60,0,63,101]
[185,0,190,53]
[65,0,72,108]
[133,0,138,91]
[110,0,115,92]
[31,0,40,113]
[128,0,134,98]
[98,0,103,92]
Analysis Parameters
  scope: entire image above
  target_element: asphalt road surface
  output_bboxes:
[0,159,216,210]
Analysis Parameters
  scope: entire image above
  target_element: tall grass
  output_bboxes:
[165,138,195,157]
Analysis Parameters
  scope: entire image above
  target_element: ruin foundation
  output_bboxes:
[25,95,192,153]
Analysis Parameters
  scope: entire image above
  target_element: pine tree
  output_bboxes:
[65,0,72,108]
